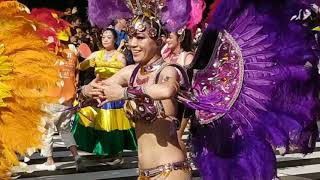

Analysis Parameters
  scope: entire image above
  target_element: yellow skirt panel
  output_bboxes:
[78,107,134,132]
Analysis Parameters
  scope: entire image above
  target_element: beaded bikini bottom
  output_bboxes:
[138,161,191,180]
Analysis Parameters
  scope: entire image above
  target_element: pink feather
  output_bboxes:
[187,0,206,29]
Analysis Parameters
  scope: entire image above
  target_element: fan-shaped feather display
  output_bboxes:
[181,0,320,179]
[0,1,60,178]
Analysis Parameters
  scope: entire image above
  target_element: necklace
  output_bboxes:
[136,76,149,85]
[136,58,164,85]
[140,58,164,75]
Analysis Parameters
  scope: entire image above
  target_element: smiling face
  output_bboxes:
[127,17,162,65]
[101,30,116,50]
[166,32,179,50]
[129,30,160,64]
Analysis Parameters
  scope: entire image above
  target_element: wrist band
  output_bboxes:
[80,85,90,98]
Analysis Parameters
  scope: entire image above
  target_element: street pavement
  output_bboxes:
[13,129,320,180]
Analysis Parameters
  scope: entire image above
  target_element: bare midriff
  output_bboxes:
[134,98,186,169]
[127,62,187,169]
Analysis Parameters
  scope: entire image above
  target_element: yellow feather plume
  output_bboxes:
[0,1,60,178]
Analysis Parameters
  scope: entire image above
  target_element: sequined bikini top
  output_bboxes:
[124,62,190,123]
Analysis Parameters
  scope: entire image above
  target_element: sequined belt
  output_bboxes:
[139,161,190,178]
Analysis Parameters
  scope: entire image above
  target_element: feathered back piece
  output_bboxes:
[30,8,71,53]
[88,0,205,33]
[181,0,320,179]
[0,1,60,178]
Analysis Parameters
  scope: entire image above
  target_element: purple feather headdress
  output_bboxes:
[88,0,204,32]
[88,0,132,28]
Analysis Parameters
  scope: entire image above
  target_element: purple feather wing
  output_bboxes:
[186,1,319,179]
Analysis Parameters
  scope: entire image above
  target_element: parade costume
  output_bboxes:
[124,59,192,179]
[0,1,60,178]
[138,161,191,180]
[88,1,203,177]
[88,0,319,179]
[73,50,137,155]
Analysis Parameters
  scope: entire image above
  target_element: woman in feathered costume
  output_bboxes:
[0,0,60,178]
[84,0,319,179]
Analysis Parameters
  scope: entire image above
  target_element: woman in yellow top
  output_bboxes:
[72,28,137,161]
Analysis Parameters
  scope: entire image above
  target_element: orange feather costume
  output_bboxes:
[0,1,61,178]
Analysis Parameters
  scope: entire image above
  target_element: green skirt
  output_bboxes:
[72,101,137,155]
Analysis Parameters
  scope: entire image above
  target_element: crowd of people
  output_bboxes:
[63,7,101,52]
[58,7,204,87]
[1,0,320,180]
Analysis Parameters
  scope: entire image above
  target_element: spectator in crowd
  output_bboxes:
[113,18,134,65]
[113,18,128,46]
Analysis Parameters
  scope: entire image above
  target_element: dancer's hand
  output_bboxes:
[90,82,125,106]
[82,75,103,98]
